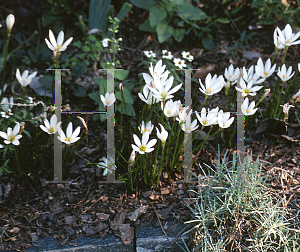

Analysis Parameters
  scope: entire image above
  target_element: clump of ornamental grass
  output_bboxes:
[177,150,300,252]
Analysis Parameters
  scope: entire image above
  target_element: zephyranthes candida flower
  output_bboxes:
[0,122,22,145]
[40,114,62,135]
[138,121,154,134]
[276,24,300,48]
[218,110,234,128]
[6,14,15,35]
[181,110,199,133]
[16,69,37,88]
[255,58,276,79]
[98,156,116,176]
[131,131,157,154]
[235,79,263,97]
[199,73,224,96]
[196,107,219,126]
[58,122,81,145]
[156,123,168,148]
[277,64,294,82]
[45,30,73,61]
[100,92,116,107]
[241,98,258,116]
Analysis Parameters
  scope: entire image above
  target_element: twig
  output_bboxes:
[148,200,169,240]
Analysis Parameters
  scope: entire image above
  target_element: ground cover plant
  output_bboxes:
[0,0,300,251]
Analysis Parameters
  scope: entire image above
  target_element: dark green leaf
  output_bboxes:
[156,23,174,43]
[149,6,167,27]
[202,37,215,51]
[173,28,186,42]
[129,0,155,10]
[71,62,87,80]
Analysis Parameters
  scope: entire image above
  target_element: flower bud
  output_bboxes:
[6,14,15,34]
[129,150,135,166]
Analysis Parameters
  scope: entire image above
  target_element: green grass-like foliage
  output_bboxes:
[178,150,300,251]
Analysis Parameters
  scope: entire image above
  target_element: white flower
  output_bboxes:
[241,98,258,116]
[138,85,159,105]
[101,38,109,47]
[156,123,168,143]
[162,99,180,118]
[255,58,276,79]
[57,122,81,145]
[100,92,116,107]
[16,69,37,88]
[176,106,189,124]
[277,64,294,82]
[118,38,123,41]
[131,131,157,154]
[45,30,73,53]
[98,156,116,176]
[173,58,186,69]
[138,121,154,134]
[6,14,15,33]
[0,122,22,145]
[298,63,300,72]
[181,110,199,133]
[148,76,182,102]
[243,66,264,84]
[129,150,135,166]
[181,51,193,62]
[28,97,33,104]
[273,28,285,50]
[280,103,294,121]
[218,110,234,128]
[162,50,173,59]
[144,50,156,58]
[143,60,170,90]
[40,114,62,134]
[1,97,13,118]
[224,64,239,84]
[276,24,300,47]
[235,79,263,97]
[195,107,219,126]
[199,73,224,96]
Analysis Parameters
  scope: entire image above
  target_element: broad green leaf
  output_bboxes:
[139,19,156,32]
[94,78,107,95]
[115,88,134,104]
[173,28,186,42]
[149,6,167,27]
[156,23,174,43]
[177,3,207,21]
[202,37,215,51]
[72,85,87,97]
[129,0,155,10]
[114,70,129,81]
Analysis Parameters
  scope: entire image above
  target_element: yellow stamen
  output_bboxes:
[9,135,15,142]
[139,145,146,152]
[65,136,71,142]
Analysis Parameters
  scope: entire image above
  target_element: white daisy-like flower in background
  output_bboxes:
[241,98,258,116]
[0,122,22,145]
[181,51,194,62]
[173,58,186,69]
[100,92,116,107]
[277,64,294,82]
[16,69,37,88]
[144,50,156,58]
[138,121,154,134]
[57,122,81,145]
[162,50,173,59]
[98,156,116,176]
[40,114,62,135]
[101,38,109,47]
[131,131,157,154]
